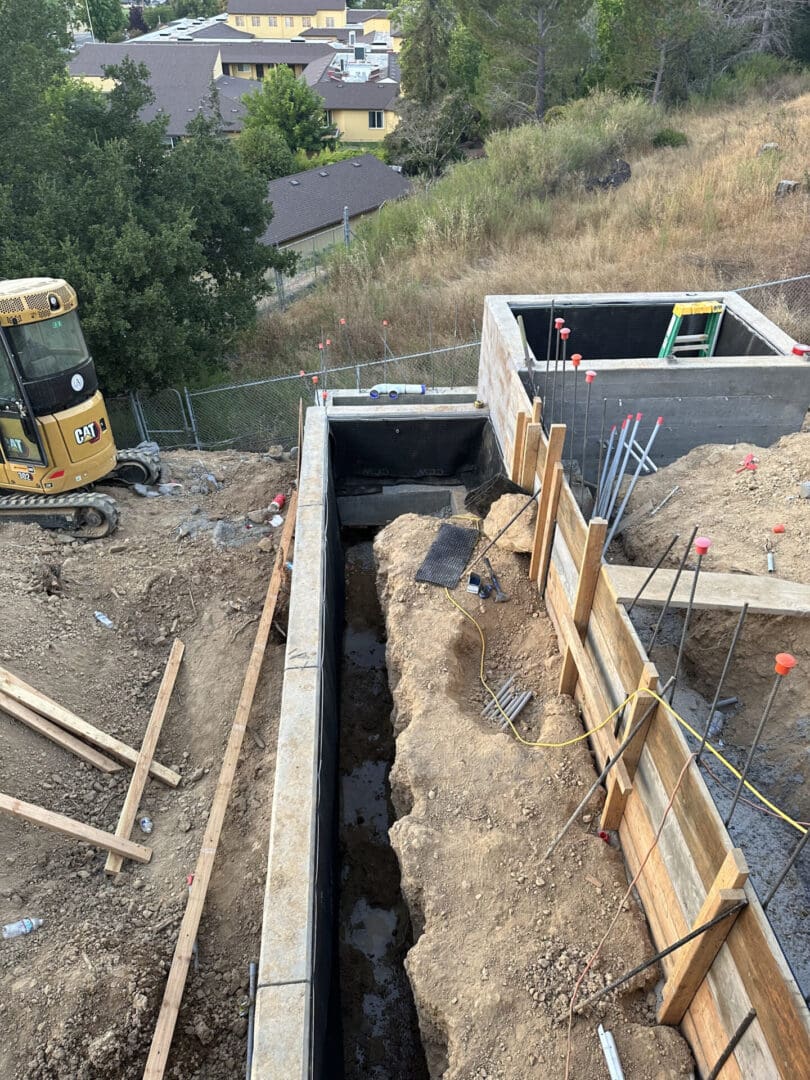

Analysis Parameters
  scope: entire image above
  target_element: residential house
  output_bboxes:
[68,43,259,141]
[308,50,400,143]
[226,0,347,40]
[219,41,333,79]
[261,153,410,253]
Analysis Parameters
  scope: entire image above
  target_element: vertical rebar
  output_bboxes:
[668,538,711,702]
[724,654,796,828]
[560,328,570,453]
[568,354,581,486]
[696,603,748,765]
[648,526,699,652]
[604,411,642,524]
[550,318,564,425]
[593,402,608,518]
[597,414,631,518]
[627,534,680,615]
[579,372,596,507]
[544,301,555,421]
[762,827,810,910]
[604,417,663,550]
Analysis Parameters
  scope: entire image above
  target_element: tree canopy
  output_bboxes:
[0,6,293,394]
[242,65,331,154]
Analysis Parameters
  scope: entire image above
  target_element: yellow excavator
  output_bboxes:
[0,277,160,538]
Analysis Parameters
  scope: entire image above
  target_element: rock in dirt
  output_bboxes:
[482,494,536,553]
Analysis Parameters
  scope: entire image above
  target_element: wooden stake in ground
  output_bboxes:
[143,489,298,1080]
[0,692,122,775]
[105,640,185,875]
[0,792,152,863]
[0,669,180,787]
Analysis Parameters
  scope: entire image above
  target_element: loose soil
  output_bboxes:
[0,449,294,1079]
[620,432,810,824]
[374,514,693,1080]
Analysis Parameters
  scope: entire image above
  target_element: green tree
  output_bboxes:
[0,56,293,392]
[456,0,591,119]
[237,125,297,179]
[448,23,486,98]
[384,91,475,176]
[243,65,330,154]
[396,0,453,107]
[174,0,222,18]
[85,0,127,41]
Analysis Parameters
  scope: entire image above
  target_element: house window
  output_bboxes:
[325,110,333,125]
[267,15,277,26]
[237,63,251,73]
[325,16,335,27]
[235,15,244,26]
[251,15,260,26]
[368,110,384,129]
[302,16,311,27]
[285,15,294,27]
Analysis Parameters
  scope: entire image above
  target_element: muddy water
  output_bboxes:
[337,538,428,1079]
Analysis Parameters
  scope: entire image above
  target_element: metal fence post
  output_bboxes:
[184,388,202,451]
[130,392,149,444]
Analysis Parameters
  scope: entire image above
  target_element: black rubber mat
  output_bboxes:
[415,524,479,588]
[464,473,526,518]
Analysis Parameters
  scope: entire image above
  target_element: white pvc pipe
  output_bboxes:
[369,383,426,399]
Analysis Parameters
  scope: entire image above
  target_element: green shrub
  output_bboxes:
[652,127,688,148]
[703,54,809,104]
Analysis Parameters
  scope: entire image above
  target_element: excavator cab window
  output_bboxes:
[7,311,89,383]
[0,347,46,466]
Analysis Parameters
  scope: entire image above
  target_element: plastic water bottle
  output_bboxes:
[3,918,43,940]
[94,612,114,629]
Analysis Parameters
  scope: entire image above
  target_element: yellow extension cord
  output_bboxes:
[444,586,807,836]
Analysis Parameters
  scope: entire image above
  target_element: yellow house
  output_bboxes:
[227,0,347,40]
[346,8,392,36]
[308,51,400,143]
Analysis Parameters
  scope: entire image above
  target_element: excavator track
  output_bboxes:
[0,491,119,539]
[110,449,162,487]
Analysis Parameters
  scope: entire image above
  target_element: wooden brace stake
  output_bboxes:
[531,396,543,424]
[559,517,608,696]
[105,639,185,875]
[659,849,749,1025]
[519,422,542,490]
[510,411,529,483]
[529,424,565,582]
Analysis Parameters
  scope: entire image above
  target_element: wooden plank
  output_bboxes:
[0,669,180,788]
[535,464,564,591]
[591,569,647,696]
[0,692,122,775]
[143,489,298,1080]
[531,397,543,424]
[599,762,634,831]
[105,640,185,875]
[510,411,528,483]
[659,888,747,1026]
[559,518,607,696]
[529,424,564,581]
[619,663,660,780]
[519,422,542,490]
[607,563,810,617]
[0,791,151,863]
[555,483,587,566]
[659,852,749,1026]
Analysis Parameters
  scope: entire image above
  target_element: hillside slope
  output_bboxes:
[247,90,809,373]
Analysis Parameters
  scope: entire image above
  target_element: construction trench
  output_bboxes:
[2,291,810,1077]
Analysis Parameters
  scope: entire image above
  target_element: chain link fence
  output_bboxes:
[107,341,481,453]
[735,273,810,343]
[106,274,809,454]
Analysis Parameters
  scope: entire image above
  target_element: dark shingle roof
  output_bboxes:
[190,21,254,39]
[220,40,332,63]
[68,43,258,137]
[299,26,374,43]
[262,154,409,244]
[346,8,389,22]
[227,0,344,13]
[310,52,400,110]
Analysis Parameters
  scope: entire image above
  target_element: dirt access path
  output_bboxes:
[374,515,693,1080]
[0,449,294,1079]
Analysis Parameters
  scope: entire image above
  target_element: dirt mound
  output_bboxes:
[482,493,536,553]
[375,514,692,1079]
[0,449,294,1078]
[620,431,810,818]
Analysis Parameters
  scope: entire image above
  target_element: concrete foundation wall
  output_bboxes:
[481,293,810,481]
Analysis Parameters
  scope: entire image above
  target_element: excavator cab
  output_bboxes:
[0,278,159,537]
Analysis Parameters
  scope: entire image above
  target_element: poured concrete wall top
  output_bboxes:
[480,292,810,475]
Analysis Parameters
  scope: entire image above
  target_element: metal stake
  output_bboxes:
[604,411,642,523]
[464,491,540,573]
[668,536,711,702]
[544,301,556,422]
[542,683,672,863]
[762,825,810,910]
[597,414,630,518]
[568,354,581,486]
[627,534,679,615]
[579,371,596,507]
[593,405,609,518]
[705,1010,757,1080]
[550,318,564,425]
[576,899,747,1012]
[696,603,748,765]
[604,416,664,550]
[724,653,796,827]
[245,961,258,1079]
[560,327,571,456]
[648,526,699,652]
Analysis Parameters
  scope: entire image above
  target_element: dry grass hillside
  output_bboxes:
[245,88,809,374]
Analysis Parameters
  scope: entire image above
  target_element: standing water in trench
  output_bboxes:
[337,535,428,1079]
